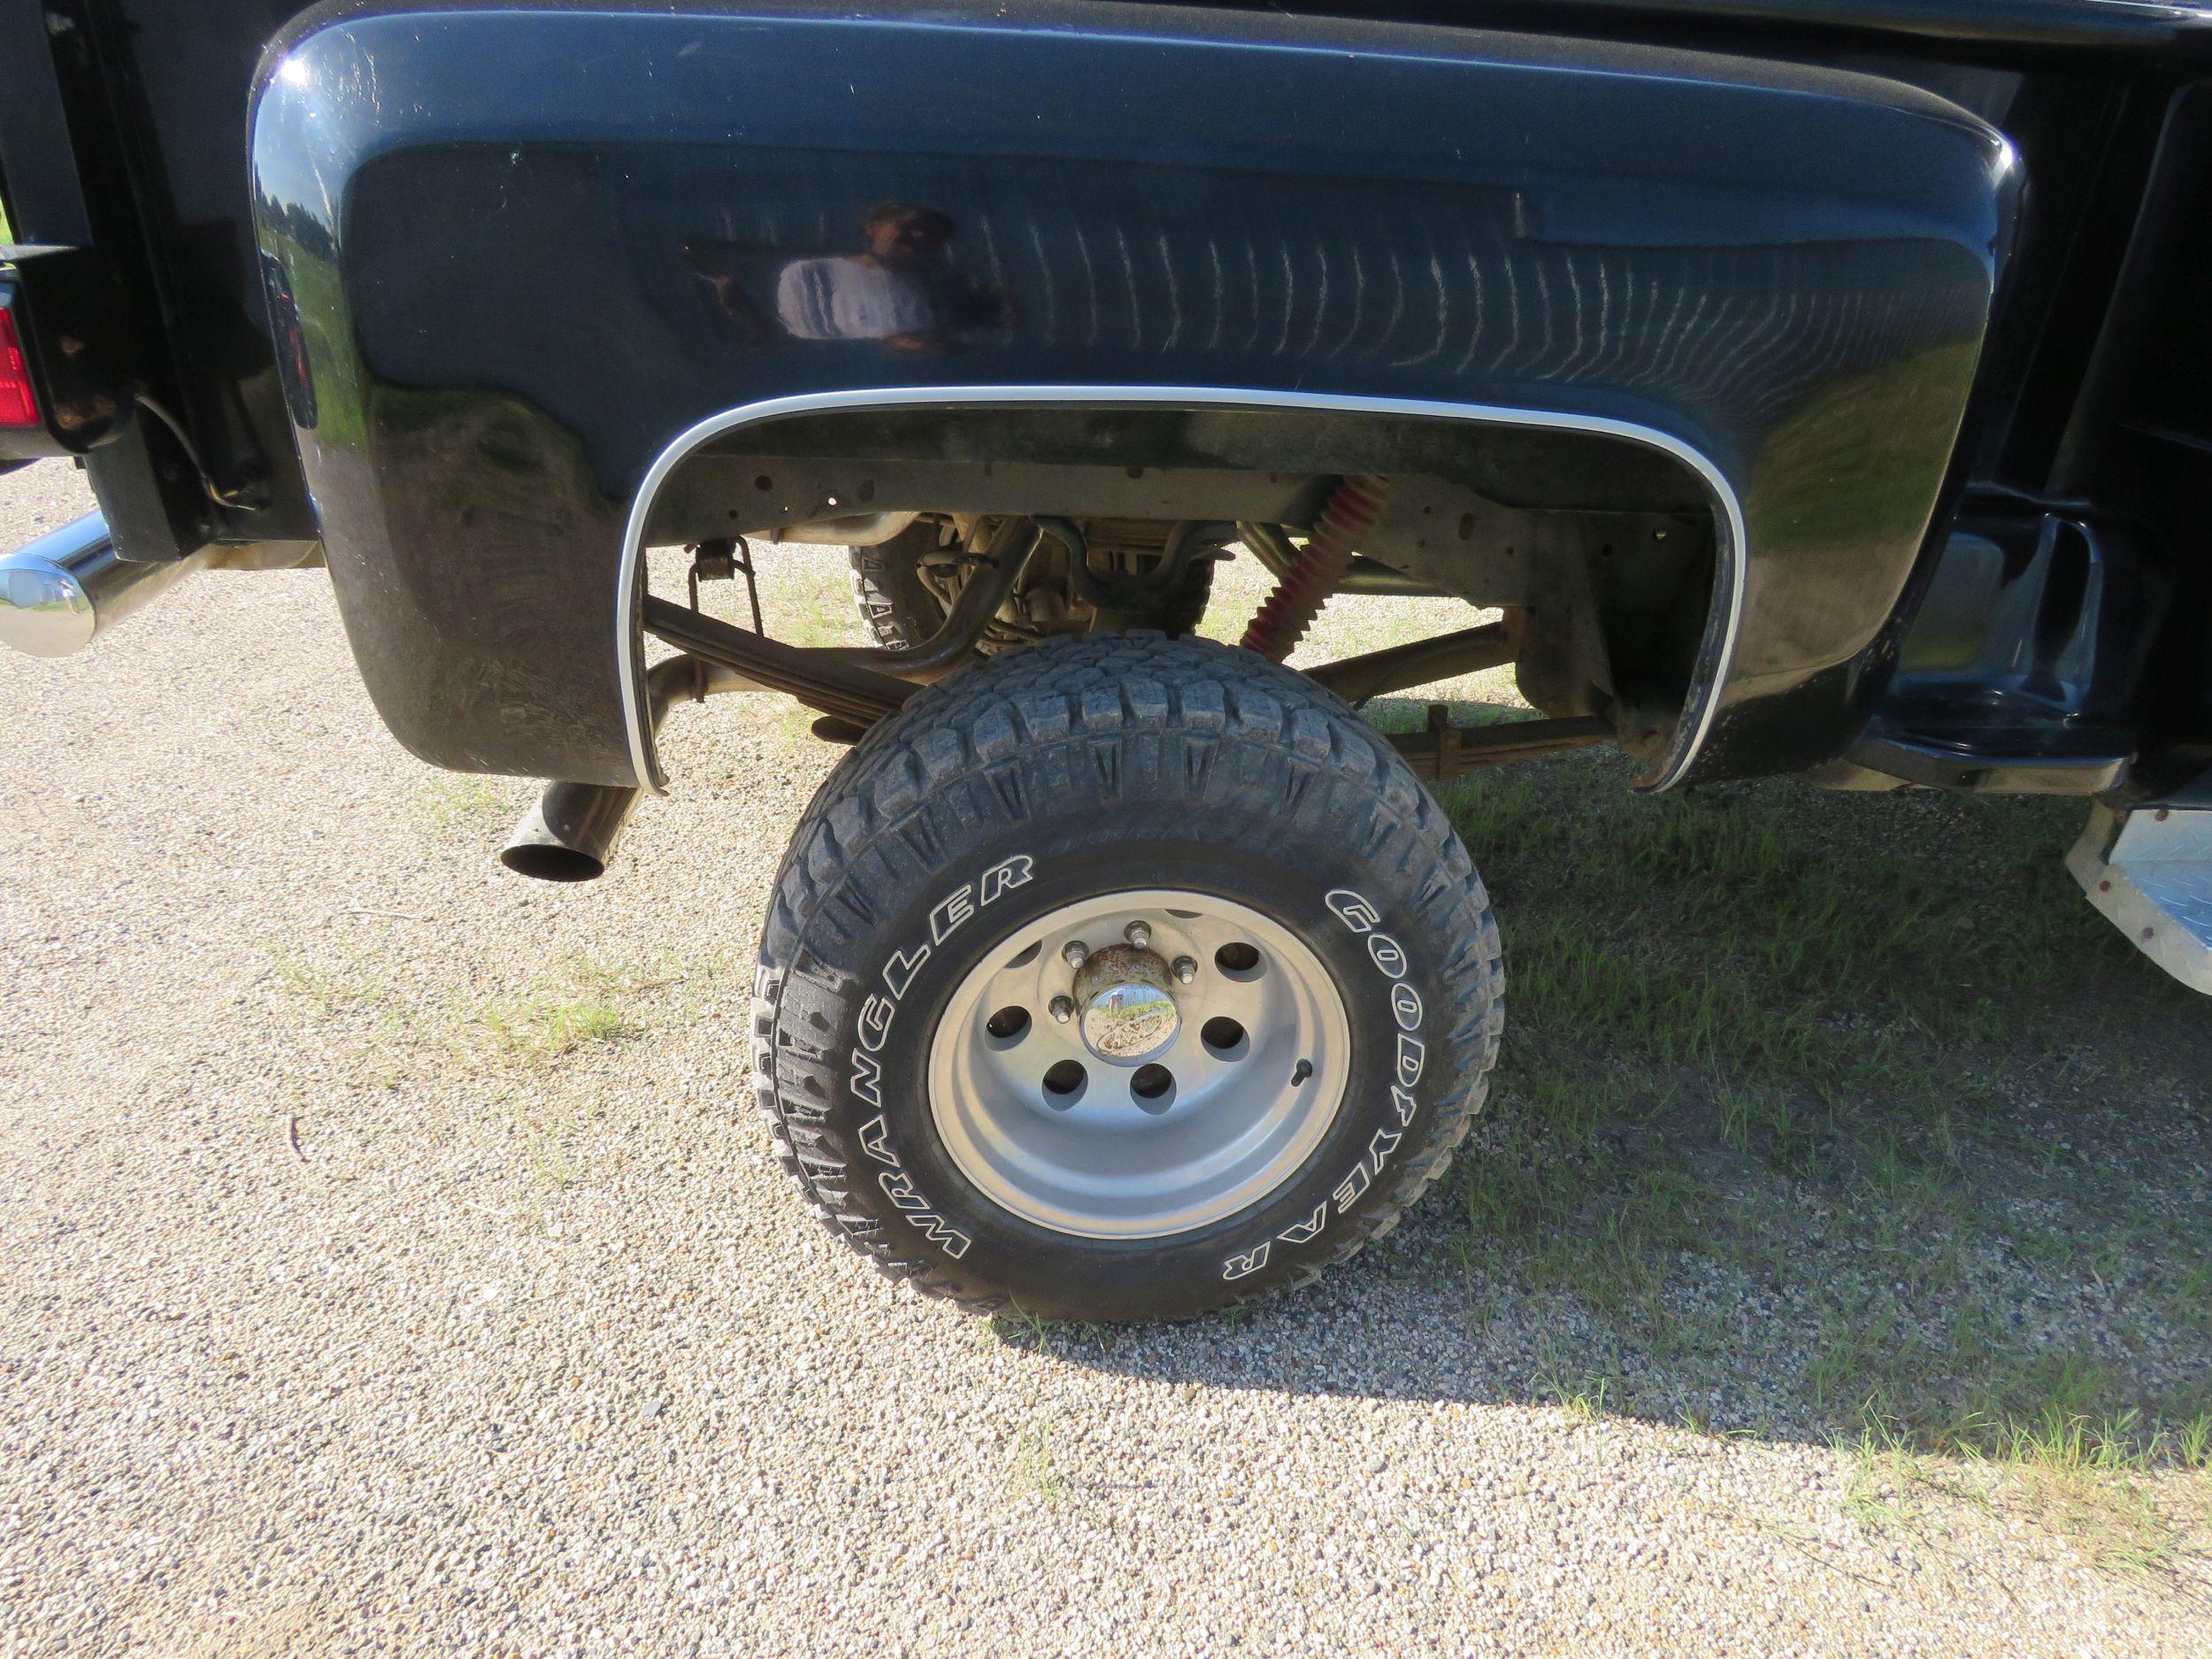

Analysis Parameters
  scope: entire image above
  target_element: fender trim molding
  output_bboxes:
[615,385,1747,795]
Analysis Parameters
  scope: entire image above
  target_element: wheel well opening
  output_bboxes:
[629,396,1731,773]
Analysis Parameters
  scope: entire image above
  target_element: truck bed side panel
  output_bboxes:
[251,1,2011,787]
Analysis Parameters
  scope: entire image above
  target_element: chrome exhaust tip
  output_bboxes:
[0,512,199,658]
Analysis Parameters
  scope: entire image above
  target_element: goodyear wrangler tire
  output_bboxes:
[752,634,1501,1322]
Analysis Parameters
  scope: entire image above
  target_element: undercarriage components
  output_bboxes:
[1238,520,1440,597]
[0,512,202,658]
[762,511,918,547]
[1335,561,1447,597]
[687,537,764,635]
[507,576,983,880]
[1388,705,1613,782]
[822,516,1040,682]
[1237,520,1298,584]
[511,504,1563,886]
[855,515,1217,654]
[511,502,1586,884]
[1035,517,1233,622]
[1305,615,1523,705]
[1239,477,1390,661]
[509,557,1004,878]
[641,595,912,724]
[751,632,1501,1322]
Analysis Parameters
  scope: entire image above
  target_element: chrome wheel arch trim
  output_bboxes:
[615,384,1747,795]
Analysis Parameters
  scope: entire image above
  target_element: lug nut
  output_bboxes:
[1062,940,1089,970]
[1124,919,1152,949]
[1171,956,1197,985]
[1048,995,1075,1024]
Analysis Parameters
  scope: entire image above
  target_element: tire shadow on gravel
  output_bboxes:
[1025,710,2212,1495]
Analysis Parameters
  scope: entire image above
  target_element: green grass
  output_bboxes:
[265,942,396,1012]
[1426,729,2212,1554]
[1541,1371,1617,1425]
[411,773,524,834]
[988,1304,1057,1348]
[268,938,657,1105]
[468,959,655,1066]
[1011,1415,1071,1506]
[745,543,871,646]
[474,992,633,1064]
[1839,1404,2203,1571]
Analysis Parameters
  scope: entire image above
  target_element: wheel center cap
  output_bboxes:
[1072,944,1179,1065]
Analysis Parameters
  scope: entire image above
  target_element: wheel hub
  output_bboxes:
[1071,944,1179,1064]
[926,887,1351,1240]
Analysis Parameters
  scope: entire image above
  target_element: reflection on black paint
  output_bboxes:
[772,202,1016,355]
[257,249,317,431]
[683,239,778,348]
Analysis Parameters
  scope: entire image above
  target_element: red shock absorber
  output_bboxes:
[1239,475,1390,662]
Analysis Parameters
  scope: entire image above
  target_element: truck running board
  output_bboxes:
[2068,804,2212,995]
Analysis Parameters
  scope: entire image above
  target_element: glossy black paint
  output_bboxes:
[0,0,322,557]
[1362,0,2212,59]
[1855,509,2161,794]
[251,0,2010,788]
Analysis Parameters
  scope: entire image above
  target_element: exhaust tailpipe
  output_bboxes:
[500,782,651,883]
[0,513,201,658]
[499,657,751,881]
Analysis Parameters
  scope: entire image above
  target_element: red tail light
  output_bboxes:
[0,306,38,429]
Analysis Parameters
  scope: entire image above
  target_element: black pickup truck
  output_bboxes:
[2,0,2207,1321]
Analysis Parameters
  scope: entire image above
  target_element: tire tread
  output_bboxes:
[751,633,1502,1318]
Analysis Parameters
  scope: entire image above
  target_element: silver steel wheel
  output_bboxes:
[927,887,1351,1240]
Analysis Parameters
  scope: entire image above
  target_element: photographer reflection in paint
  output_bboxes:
[775,202,1015,355]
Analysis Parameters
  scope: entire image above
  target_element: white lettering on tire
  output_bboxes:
[1222,1242,1271,1280]
[850,1049,885,1110]
[1221,885,1425,1280]
[1367,933,1409,978]
[1390,981,1422,1031]
[841,854,1034,1261]
[857,1113,972,1259]
[1326,889,1383,933]
[885,943,933,1000]
[979,856,1034,907]
[1394,1033,1426,1089]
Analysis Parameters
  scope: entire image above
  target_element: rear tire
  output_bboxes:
[848,523,949,652]
[752,634,1502,1322]
[1139,556,1214,638]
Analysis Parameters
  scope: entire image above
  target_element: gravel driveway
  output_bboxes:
[2,460,2204,1656]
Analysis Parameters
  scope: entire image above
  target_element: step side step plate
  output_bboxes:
[2068,804,2212,995]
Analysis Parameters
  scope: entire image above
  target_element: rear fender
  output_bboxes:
[250,1,2015,787]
